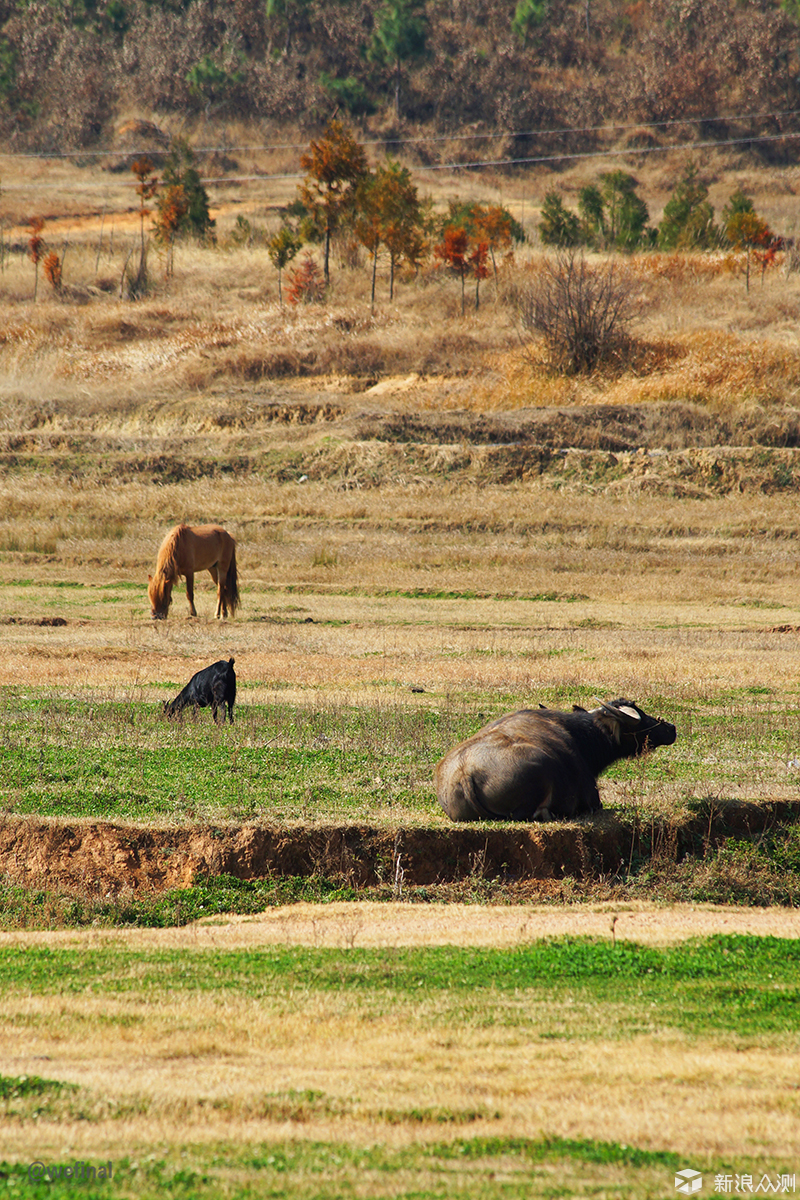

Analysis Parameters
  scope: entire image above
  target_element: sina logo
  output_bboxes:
[675,1168,703,1194]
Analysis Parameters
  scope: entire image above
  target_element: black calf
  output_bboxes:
[164,657,236,724]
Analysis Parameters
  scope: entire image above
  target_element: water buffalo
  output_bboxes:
[164,657,236,724]
[435,697,676,822]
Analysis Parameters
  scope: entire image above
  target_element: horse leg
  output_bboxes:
[216,546,233,619]
[185,573,197,617]
[209,565,225,619]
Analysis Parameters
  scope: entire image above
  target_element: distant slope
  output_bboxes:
[2,0,799,156]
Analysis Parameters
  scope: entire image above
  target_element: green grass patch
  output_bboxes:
[0,1136,729,1199]
[0,874,360,929]
[3,685,797,825]
[1,935,798,1041]
[0,692,451,822]
[0,1072,133,1124]
[0,1073,77,1101]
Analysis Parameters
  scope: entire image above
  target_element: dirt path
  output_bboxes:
[1,901,798,950]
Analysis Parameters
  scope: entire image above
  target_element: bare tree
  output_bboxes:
[511,250,637,375]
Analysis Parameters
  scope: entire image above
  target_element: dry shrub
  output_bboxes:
[227,349,316,380]
[315,339,388,378]
[510,251,638,375]
[476,305,800,414]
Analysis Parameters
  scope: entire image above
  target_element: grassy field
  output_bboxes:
[1,930,799,1197]
[2,148,800,1194]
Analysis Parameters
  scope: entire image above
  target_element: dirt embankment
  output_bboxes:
[348,401,800,451]
[3,801,797,896]
[4,397,800,494]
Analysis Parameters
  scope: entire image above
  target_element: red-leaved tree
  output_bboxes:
[435,224,470,315]
[354,160,427,311]
[299,121,368,286]
[286,254,326,305]
[43,250,63,294]
[130,156,158,296]
[471,204,518,287]
[469,240,490,310]
[726,209,776,293]
[436,224,494,314]
[153,184,189,278]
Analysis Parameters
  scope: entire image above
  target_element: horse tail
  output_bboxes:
[225,544,240,616]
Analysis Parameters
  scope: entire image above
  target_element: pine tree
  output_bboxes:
[658,165,717,251]
[369,0,427,119]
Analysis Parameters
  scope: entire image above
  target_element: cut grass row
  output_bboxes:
[0,1138,702,1199]
[3,934,799,1033]
[0,935,798,1196]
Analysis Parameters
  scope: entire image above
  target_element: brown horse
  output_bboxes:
[148,524,239,619]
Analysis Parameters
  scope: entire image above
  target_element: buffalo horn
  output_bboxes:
[596,699,641,725]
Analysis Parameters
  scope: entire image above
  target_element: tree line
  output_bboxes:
[540,165,781,289]
[22,122,784,313]
[123,120,524,312]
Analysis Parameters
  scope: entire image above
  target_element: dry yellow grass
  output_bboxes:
[2,900,796,950]
[2,593,800,707]
[3,1006,797,1163]
[2,152,800,1185]
[1,904,799,1163]
[1,459,800,706]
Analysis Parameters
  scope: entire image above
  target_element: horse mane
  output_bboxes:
[149,524,188,612]
[154,524,186,584]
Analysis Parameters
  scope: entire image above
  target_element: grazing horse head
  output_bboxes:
[148,573,173,619]
[148,526,183,618]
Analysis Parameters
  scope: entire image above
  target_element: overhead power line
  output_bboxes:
[0,106,798,162]
[2,127,799,194]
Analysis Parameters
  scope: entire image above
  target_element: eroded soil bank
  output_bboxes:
[3,800,798,896]
[6,396,800,496]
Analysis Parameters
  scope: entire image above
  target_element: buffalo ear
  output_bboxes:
[572,704,587,712]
